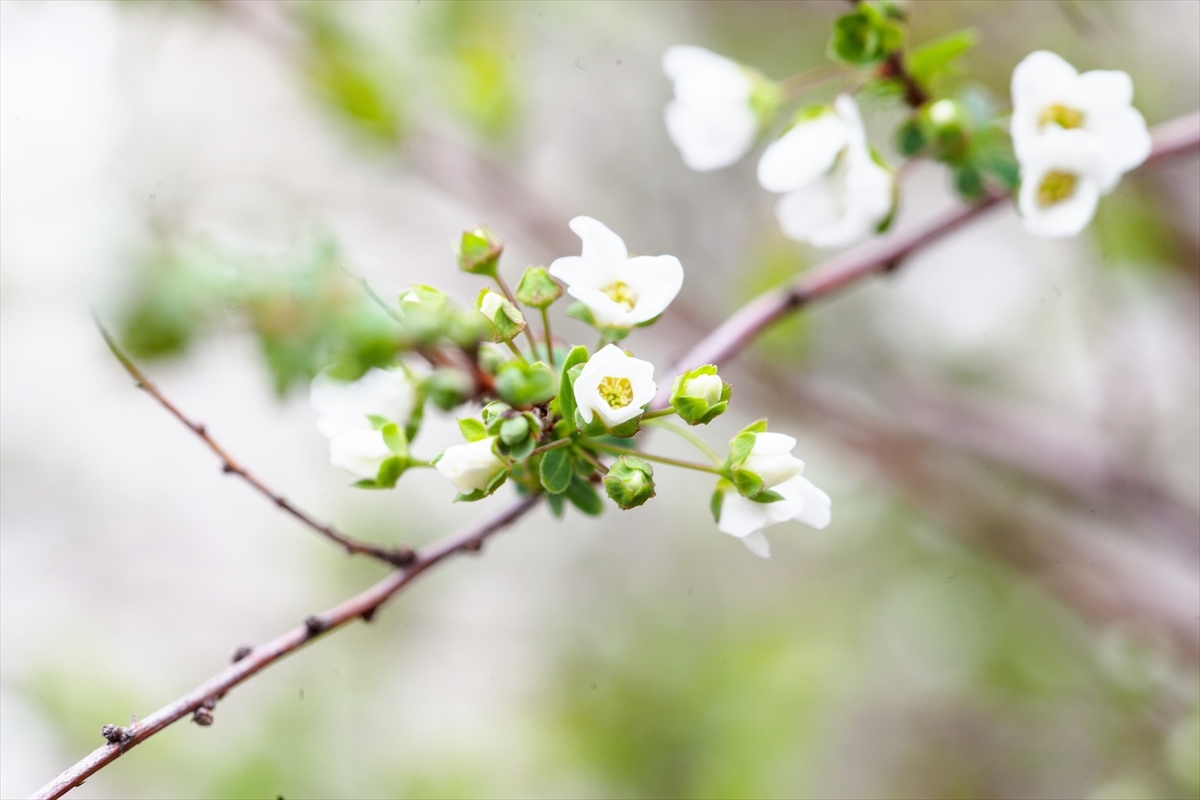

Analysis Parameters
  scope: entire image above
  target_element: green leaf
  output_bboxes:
[748,488,785,504]
[895,117,928,157]
[539,446,574,494]
[381,422,408,456]
[566,302,596,327]
[565,476,605,516]
[710,486,725,522]
[907,28,977,87]
[376,456,405,489]
[954,164,985,201]
[458,417,488,442]
[547,492,566,518]
[732,469,764,499]
[728,431,759,468]
[558,346,589,432]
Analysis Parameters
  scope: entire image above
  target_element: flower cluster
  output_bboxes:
[309,217,831,557]
[661,2,1152,243]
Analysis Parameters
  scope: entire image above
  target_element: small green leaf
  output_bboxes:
[376,456,405,488]
[458,418,488,442]
[539,446,574,494]
[547,492,566,518]
[728,431,758,468]
[748,488,785,503]
[565,476,605,516]
[895,117,928,157]
[566,302,596,326]
[732,469,764,499]
[907,28,977,87]
[381,422,408,456]
[710,486,725,522]
[558,346,589,431]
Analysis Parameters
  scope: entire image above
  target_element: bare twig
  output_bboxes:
[97,322,415,568]
[31,496,538,800]
[39,113,1200,799]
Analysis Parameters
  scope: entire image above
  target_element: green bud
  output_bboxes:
[828,2,905,67]
[399,284,448,311]
[515,266,563,309]
[746,68,783,131]
[603,456,656,510]
[669,364,731,426]
[476,288,526,343]
[922,98,970,161]
[446,309,493,348]
[424,368,474,411]
[456,227,503,276]
[494,360,557,407]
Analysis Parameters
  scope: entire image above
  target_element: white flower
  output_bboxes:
[310,366,416,440]
[1016,130,1109,238]
[435,436,506,494]
[1011,50,1150,192]
[662,45,759,172]
[549,217,684,330]
[757,94,893,248]
[741,431,805,488]
[717,432,831,558]
[573,344,656,428]
[329,429,392,481]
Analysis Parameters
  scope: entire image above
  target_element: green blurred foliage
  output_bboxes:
[299,3,405,143]
[118,238,403,394]
[421,1,521,141]
[1091,178,1181,273]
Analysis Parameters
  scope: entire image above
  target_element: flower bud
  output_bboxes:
[603,455,656,510]
[476,288,526,343]
[669,364,730,425]
[515,266,563,309]
[455,227,503,276]
[435,436,507,496]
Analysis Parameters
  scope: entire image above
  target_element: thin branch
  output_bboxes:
[96,322,415,568]
[31,495,538,800]
[40,113,1200,799]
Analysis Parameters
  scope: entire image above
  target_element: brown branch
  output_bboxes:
[96,322,415,568]
[40,113,1200,799]
[31,494,538,800]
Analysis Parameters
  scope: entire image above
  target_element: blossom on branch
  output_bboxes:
[757,94,894,248]
[1010,51,1151,238]
[573,344,656,429]
[662,45,772,171]
[549,216,683,330]
[311,367,416,477]
[1011,50,1150,191]
[716,432,831,558]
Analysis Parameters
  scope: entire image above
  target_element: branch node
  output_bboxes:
[100,724,134,747]
[464,538,484,553]
[191,707,214,727]
[386,547,417,567]
[303,615,329,638]
[231,645,253,663]
[360,606,378,623]
[195,423,207,436]
[221,463,236,474]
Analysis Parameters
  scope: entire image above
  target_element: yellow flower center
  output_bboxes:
[1038,103,1084,130]
[598,376,634,409]
[601,281,638,312]
[1037,170,1078,207]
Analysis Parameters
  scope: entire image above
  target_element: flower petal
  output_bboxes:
[788,476,832,530]
[569,216,628,265]
[618,254,684,324]
[757,111,848,193]
[1011,50,1078,111]
[739,530,772,558]
[716,491,770,538]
